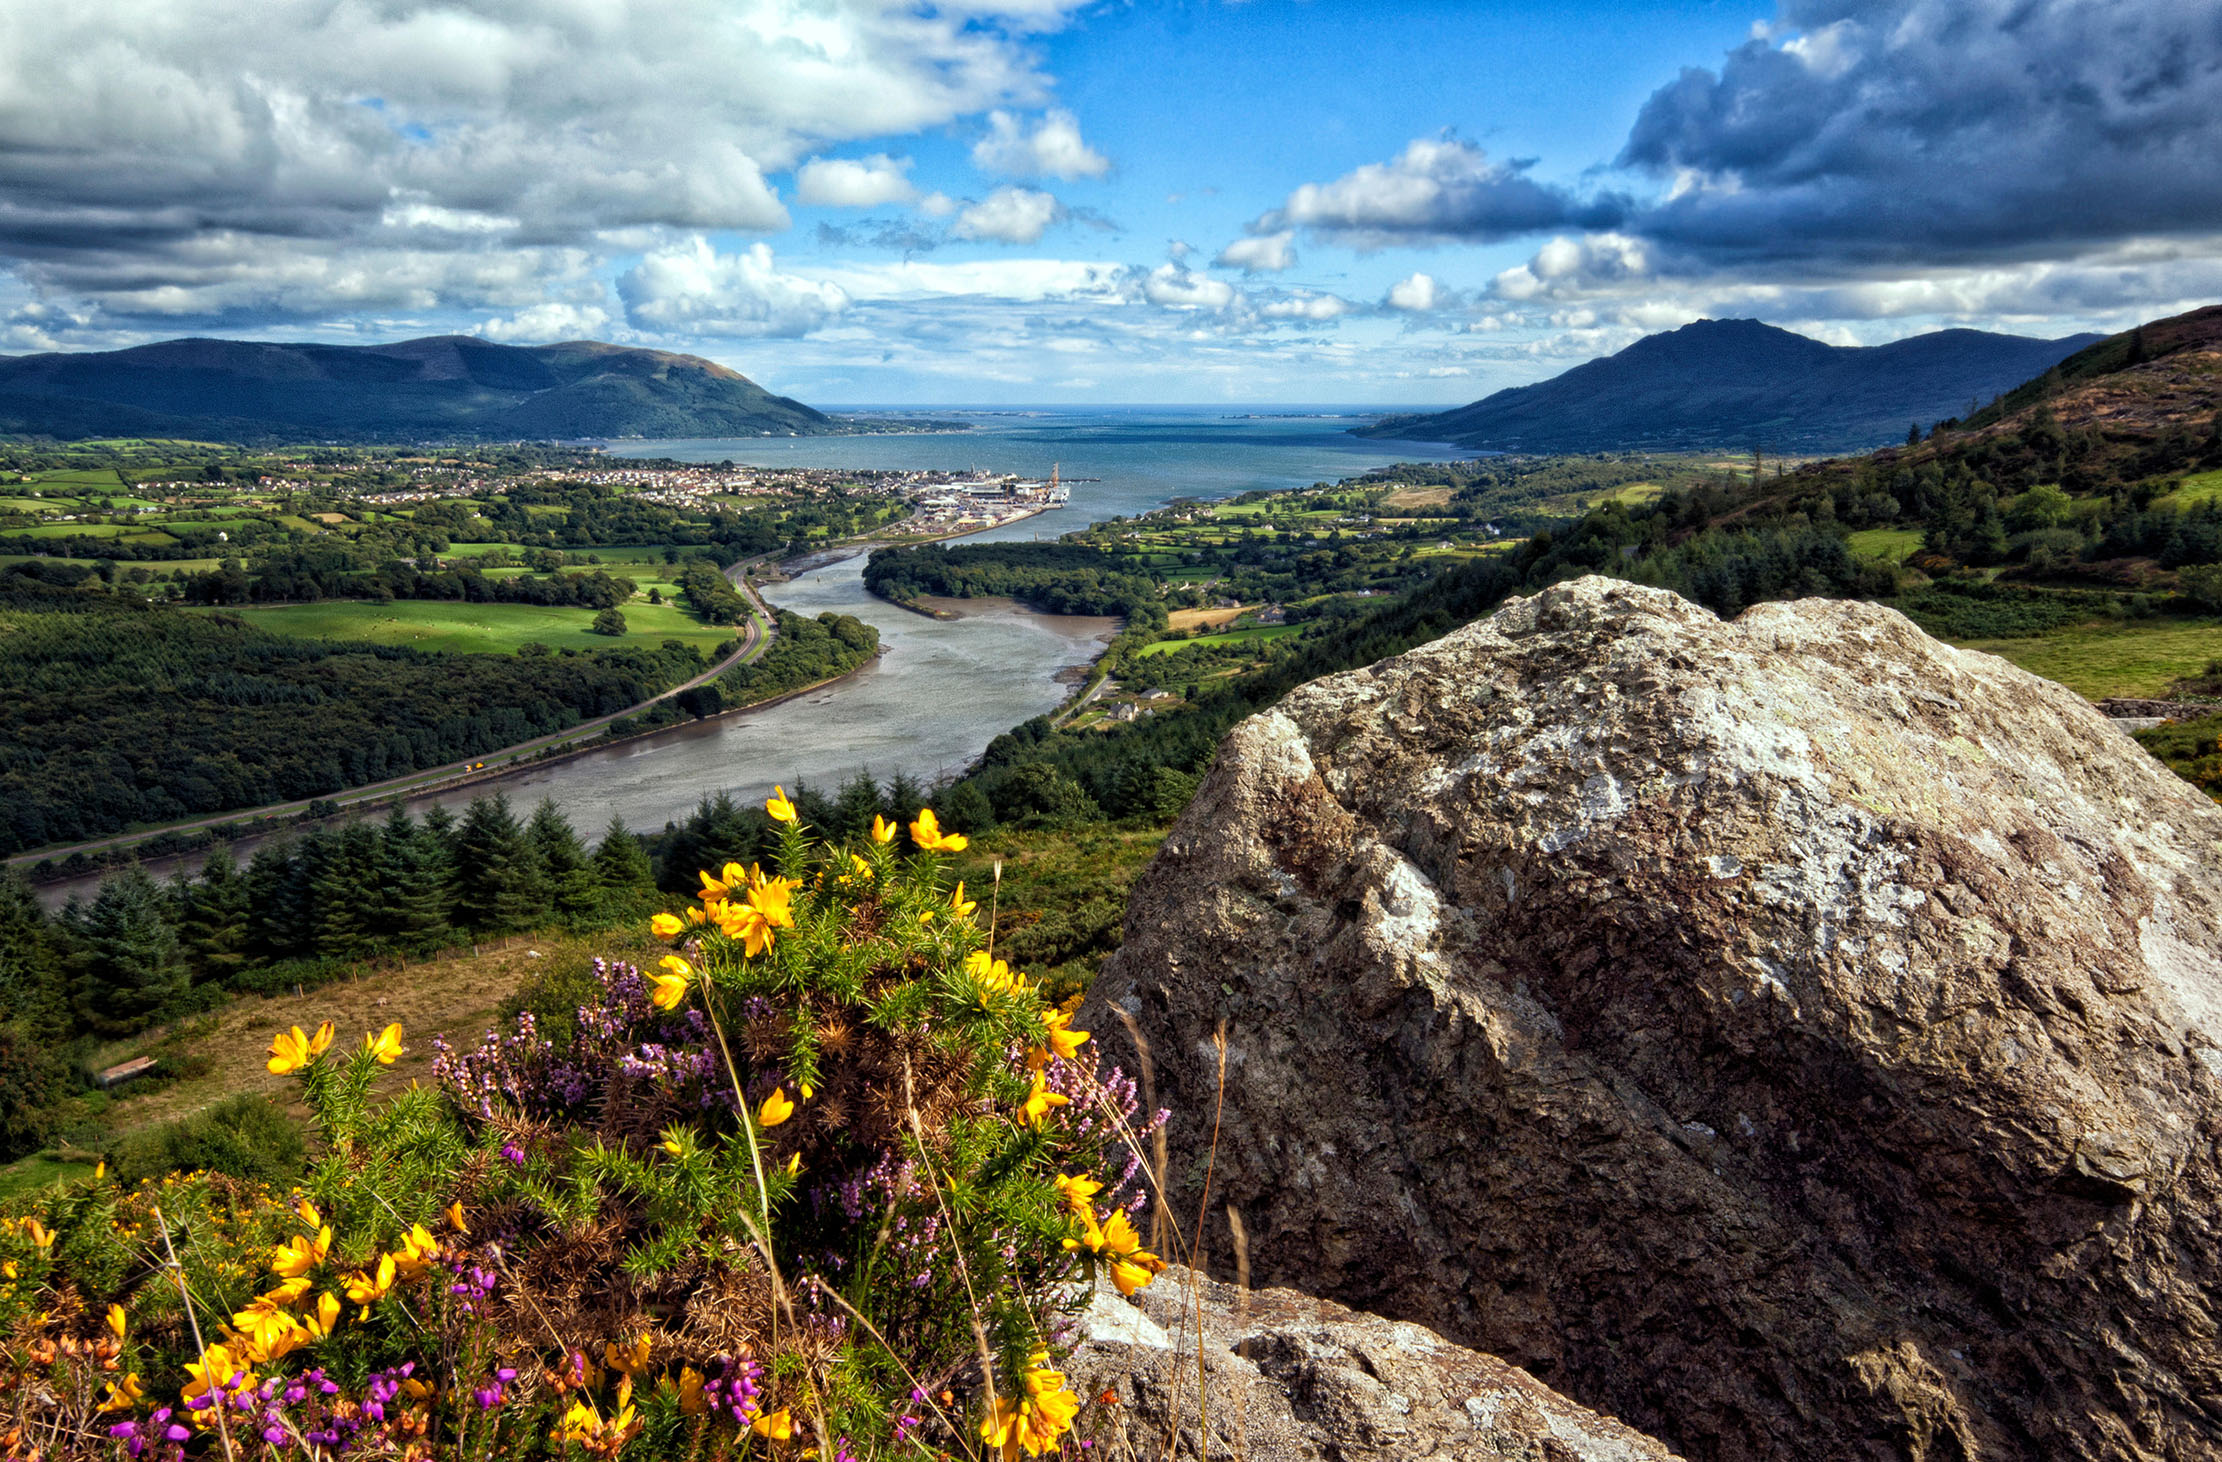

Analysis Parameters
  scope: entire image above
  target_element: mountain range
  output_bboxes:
[0,335,836,442]
[1361,318,2107,454]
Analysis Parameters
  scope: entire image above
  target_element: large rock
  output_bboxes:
[1069,1266,1681,1460]
[1086,576,2222,1462]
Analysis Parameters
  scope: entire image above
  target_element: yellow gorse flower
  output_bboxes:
[766,785,798,824]
[950,881,978,917]
[752,1407,794,1440]
[106,1303,127,1341]
[980,1352,1080,1459]
[650,956,693,1010]
[757,1088,795,1128]
[870,814,897,844]
[604,1332,652,1374]
[344,1252,398,1315]
[909,806,968,853]
[1053,1173,1102,1218]
[98,1373,144,1413]
[266,1026,317,1075]
[181,1343,252,1407]
[363,1022,405,1065]
[446,1201,469,1234]
[390,1223,439,1280]
[1018,1069,1068,1128]
[1064,1207,1166,1297]
[1030,1007,1090,1070]
[270,1227,332,1280]
[307,1290,342,1339]
[650,911,685,939]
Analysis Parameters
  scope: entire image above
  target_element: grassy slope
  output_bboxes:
[209,597,732,655]
[1957,617,2222,699]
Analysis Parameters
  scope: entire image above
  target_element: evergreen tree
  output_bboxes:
[658,794,763,893]
[376,806,451,951]
[454,794,544,935]
[528,801,598,922]
[884,771,926,823]
[313,822,389,961]
[0,866,68,1042]
[833,771,882,839]
[179,846,252,984]
[65,865,189,1036]
[592,818,654,892]
[245,840,305,961]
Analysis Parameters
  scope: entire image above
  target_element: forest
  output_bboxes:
[863,540,1162,617]
[0,582,711,854]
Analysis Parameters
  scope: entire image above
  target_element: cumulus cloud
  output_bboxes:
[1257,138,1626,248]
[0,0,1090,330]
[1619,0,2222,264]
[1491,234,1654,301]
[1257,290,1354,322]
[476,302,613,343]
[1140,264,1237,311]
[1213,231,1295,273]
[796,155,918,209]
[616,238,849,338]
[1385,272,1446,311]
[953,187,1064,245]
[971,109,1111,180]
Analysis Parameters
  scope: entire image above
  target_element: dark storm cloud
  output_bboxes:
[1620,0,2222,265]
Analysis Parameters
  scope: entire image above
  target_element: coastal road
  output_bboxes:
[6,568,779,870]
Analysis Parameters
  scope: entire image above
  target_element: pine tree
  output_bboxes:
[592,818,654,892]
[312,822,388,961]
[246,841,306,961]
[0,866,68,1042]
[833,771,882,839]
[884,771,926,822]
[65,865,188,1036]
[528,801,598,923]
[455,795,544,935]
[180,846,252,984]
[658,794,762,893]
[376,806,451,951]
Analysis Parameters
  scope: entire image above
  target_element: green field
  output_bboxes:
[1135,623,1302,657]
[5,522,131,538]
[0,1155,97,1201]
[1848,528,1927,563]
[26,468,128,490]
[211,597,736,656]
[1957,617,2222,699]
[2155,468,2222,511]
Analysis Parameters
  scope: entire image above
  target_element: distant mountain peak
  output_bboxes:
[1363,320,2105,454]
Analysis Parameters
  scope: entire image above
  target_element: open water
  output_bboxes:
[38,410,1473,904]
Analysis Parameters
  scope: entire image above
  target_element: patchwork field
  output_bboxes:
[1957,616,2222,699]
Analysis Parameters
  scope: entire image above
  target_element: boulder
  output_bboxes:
[1086,576,2222,1461]
[1070,1266,1682,1460]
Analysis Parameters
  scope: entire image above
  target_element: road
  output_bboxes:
[6,564,779,869]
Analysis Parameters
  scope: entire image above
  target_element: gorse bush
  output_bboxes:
[0,796,1167,1460]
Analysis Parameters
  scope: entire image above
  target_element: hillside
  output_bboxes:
[0,334,836,442]
[1363,317,2103,453]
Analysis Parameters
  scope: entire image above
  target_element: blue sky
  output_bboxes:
[2,0,2218,405]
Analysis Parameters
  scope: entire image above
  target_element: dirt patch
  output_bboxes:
[1381,487,1454,509]
[1168,605,1252,632]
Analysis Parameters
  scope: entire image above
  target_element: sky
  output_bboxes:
[2,0,2220,405]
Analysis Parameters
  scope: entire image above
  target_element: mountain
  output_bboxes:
[1362,318,2106,454]
[0,335,835,442]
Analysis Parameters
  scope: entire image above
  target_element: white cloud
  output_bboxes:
[1258,290,1353,322]
[1259,137,1623,248]
[953,187,1063,245]
[476,302,612,342]
[1385,272,1444,311]
[796,154,918,209]
[617,238,848,338]
[1492,233,1653,301]
[971,108,1110,180]
[1141,264,1236,311]
[1214,231,1295,273]
[810,258,1124,302]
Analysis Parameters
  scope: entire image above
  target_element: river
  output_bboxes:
[36,410,1475,905]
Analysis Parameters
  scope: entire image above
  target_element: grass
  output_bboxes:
[1135,623,1301,657]
[207,597,732,655]
[27,468,127,490]
[2,522,133,538]
[1849,528,1927,563]
[1955,616,2222,699]
[1593,482,1663,507]
[2154,468,2222,510]
[0,1155,99,1201]
[1166,605,1253,632]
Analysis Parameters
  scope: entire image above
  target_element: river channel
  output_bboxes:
[36,410,1475,905]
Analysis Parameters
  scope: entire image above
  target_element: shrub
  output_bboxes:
[1,800,1165,1460]
[109,1094,306,1189]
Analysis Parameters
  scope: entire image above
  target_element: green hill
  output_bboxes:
[0,335,835,442]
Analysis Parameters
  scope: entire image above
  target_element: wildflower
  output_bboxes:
[785,1153,802,1177]
[106,1304,127,1341]
[555,1399,601,1445]
[753,1407,794,1441]
[1054,1173,1102,1218]
[390,1223,439,1280]
[909,807,968,853]
[965,949,1029,1000]
[650,912,685,939]
[678,1366,707,1416]
[98,1373,143,1413]
[255,1277,312,1309]
[766,785,798,824]
[950,881,978,917]
[980,1353,1080,1459]
[270,1227,332,1280]
[649,955,692,1010]
[1030,1007,1090,1069]
[1019,1070,1068,1128]
[232,1307,309,1364]
[605,1333,652,1374]
[305,1291,342,1339]
[295,1198,322,1228]
[363,1022,405,1065]
[22,1218,51,1248]
[181,1344,252,1407]
[345,1253,397,1315]
[446,1201,469,1234]
[758,1088,795,1128]
[266,1026,319,1075]
[1064,1208,1166,1297]
[871,814,897,844]
[850,851,874,879]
